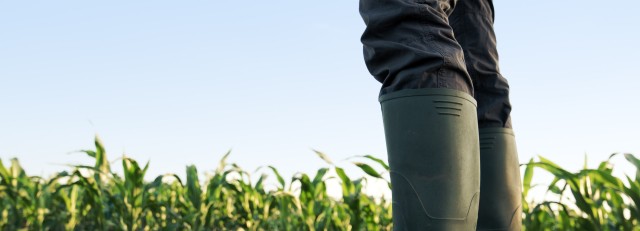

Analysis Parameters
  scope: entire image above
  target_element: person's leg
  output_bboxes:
[449,1,522,230]
[360,0,480,229]
[360,0,473,96]
[448,0,511,128]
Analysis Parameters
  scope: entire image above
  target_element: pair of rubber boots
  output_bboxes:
[380,88,521,230]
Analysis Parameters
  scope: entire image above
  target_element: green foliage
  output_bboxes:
[522,153,640,231]
[1,137,639,230]
[0,138,392,230]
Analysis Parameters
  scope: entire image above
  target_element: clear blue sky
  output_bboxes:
[1,1,639,182]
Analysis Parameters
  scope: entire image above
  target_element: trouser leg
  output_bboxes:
[449,0,512,128]
[449,2,522,230]
[360,0,473,96]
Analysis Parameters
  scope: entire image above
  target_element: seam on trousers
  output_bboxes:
[416,1,449,89]
[461,9,479,90]
[450,3,483,92]
[459,13,497,90]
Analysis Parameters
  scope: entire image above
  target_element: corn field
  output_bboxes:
[1,137,639,230]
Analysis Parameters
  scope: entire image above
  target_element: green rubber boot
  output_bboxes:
[380,88,480,230]
[476,128,522,231]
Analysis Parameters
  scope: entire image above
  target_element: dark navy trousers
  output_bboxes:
[360,0,512,128]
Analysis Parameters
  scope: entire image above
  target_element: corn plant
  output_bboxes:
[522,154,640,231]
[1,136,639,230]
